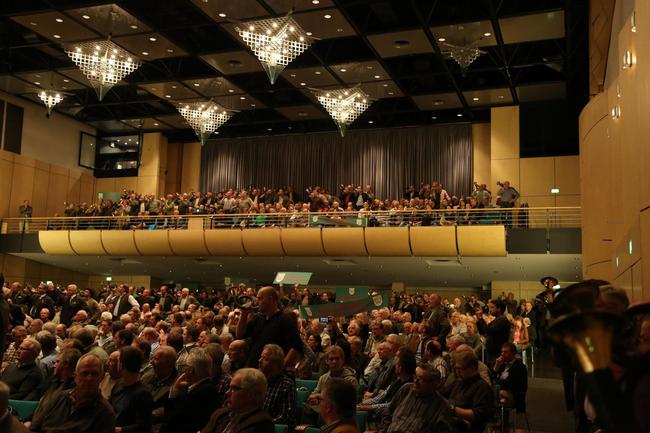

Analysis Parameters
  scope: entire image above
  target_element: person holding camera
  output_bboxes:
[496,180,519,227]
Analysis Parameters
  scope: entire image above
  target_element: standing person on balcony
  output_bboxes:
[18,199,32,233]
[496,181,519,228]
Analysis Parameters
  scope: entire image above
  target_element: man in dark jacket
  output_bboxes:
[201,368,273,433]
[493,343,528,412]
[60,284,87,327]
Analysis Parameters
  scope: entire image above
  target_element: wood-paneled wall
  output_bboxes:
[0,253,93,289]
[580,0,650,300]
[0,149,95,218]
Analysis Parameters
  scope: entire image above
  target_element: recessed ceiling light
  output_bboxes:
[497,95,504,99]
[457,113,463,117]
[433,99,444,105]
[218,13,227,18]
[337,28,343,32]
[142,51,149,56]
[149,37,157,42]
[432,116,437,120]
[63,79,69,82]
[165,94,171,98]
[483,32,492,37]
[239,96,246,100]
[82,14,90,20]
[53,34,61,39]
[290,73,296,77]
[298,112,308,117]
[228,89,234,93]
[55,18,63,23]
[193,83,200,87]
[472,97,479,101]
[374,75,380,79]
[250,103,256,107]
[339,68,347,72]
[312,0,320,4]
[171,85,177,89]
[438,37,446,42]
[382,83,388,87]
[306,32,313,36]
[130,24,138,30]
[300,82,306,86]
[324,14,332,19]
[34,81,41,85]
[315,71,321,75]
[388,91,394,95]
[167,49,174,53]
[368,120,374,124]
[29,21,37,26]
[267,128,272,131]
[153,123,159,126]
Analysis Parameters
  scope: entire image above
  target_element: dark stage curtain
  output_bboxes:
[200,124,473,200]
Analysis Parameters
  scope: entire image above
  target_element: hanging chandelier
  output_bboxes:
[177,101,234,146]
[313,87,373,137]
[38,90,64,117]
[236,15,312,84]
[440,42,486,71]
[64,39,142,101]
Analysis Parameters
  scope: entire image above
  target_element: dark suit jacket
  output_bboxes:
[60,295,87,326]
[201,407,274,433]
[496,358,528,412]
[425,306,450,344]
[160,379,221,433]
[30,294,55,320]
[157,294,175,312]
[1,362,43,400]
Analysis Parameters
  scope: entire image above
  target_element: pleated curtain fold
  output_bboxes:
[200,124,473,200]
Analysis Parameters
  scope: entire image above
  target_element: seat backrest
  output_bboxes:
[296,379,318,393]
[356,410,368,430]
[274,424,288,433]
[8,399,39,421]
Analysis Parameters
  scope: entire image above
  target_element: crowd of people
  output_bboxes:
[25,181,524,230]
[0,274,567,433]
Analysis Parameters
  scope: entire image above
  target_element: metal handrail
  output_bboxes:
[0,207,581,233]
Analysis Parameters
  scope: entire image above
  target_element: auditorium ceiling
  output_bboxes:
[14,252,582,288]
[0,0,587,140]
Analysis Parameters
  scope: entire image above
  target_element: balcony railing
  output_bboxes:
[0,207,581,234]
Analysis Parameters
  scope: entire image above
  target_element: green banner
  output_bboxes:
[299,293,387,319]
[273,272,312,285]
[335,287,369,301]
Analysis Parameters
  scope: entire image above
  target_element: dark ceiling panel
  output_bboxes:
[0,0,586,140]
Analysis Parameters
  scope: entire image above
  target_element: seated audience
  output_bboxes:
[161,348,221,433]
[109,346,152,433]
[320,378,360,433]
[309,345,358,403]
[200,368,273,433]
[1,338,42,400]
[377,363,447,433]
[259,344,296,427]
[30,353,115,433]
[141,346,177,431]
[100,351,121,400]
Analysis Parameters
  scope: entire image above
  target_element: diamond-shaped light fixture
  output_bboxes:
[236,15,312,84]
[38,90,65,117]
[313,88,373,137]
[177,102,234,146]
[440,42,486,73]
[65,39,142,101]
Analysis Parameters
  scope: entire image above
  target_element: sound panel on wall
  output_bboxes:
[4,102,23,154]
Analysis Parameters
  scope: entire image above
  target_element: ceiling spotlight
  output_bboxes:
[315,71,321,75]
[382,83,388,87]
[165,94,171,98]
[193,83,200,87]
[457,113,463,117]
[55,18,64,23]
[167,48,174,53]
[82,14,90,19]
[336,28,343,32]
[29,21,37,26]
[34,81,41,85]
[218,13,227,18]
[149,37,157,42]
[324,14,332,19]
[431,116,437,119]
[142,51,149,56]
[53,34,62,39]
[267,128,272,131]
[394,40,410,48]
[298,112,308,117]
[483,32,492,37]
[63,79,70,82]
[153,122,159,126]
[300,82,306,86]
[239,96,246,100]
[130,24,139,30]
[171,85,177,89]
[472,97,479,101]
[228,89,234,93]
[438,37,446,42]
[312,0,320,4]
[388,91,394,95]
[497,95,504,99]
[306,32,313,36]
[339,68,347,72]
[433,99,444,106]
[373,75,380,79]
[368,120,374,124]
